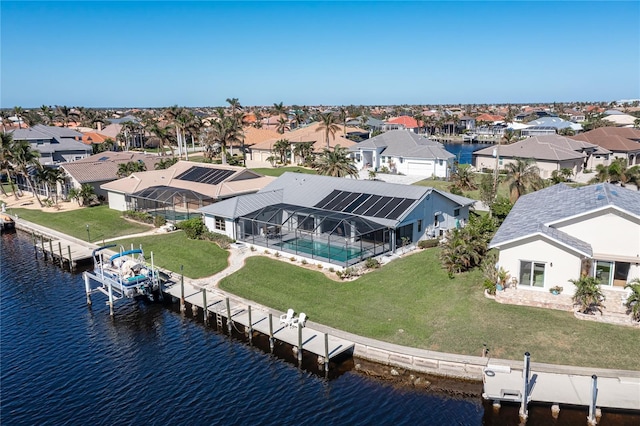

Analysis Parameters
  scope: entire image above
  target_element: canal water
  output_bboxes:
[442,142,493,165]
[1,231,637,425]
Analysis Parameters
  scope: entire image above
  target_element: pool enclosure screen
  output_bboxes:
[237,203,391,267]
[126,185,215,222]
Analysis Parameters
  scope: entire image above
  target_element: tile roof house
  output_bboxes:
[247,122,357,165]
[199,172,475,268]
[349,130,455,178]
[520,117,582,137]
[472,134,609,178]
[60,151,163,198]
[384,116,420,132]
[489,183,640,294]
[9,124,92,165]
[570,127,640,166]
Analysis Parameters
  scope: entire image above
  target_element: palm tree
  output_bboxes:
[35,166,65,203]
[13,106,24,129]
[624,278,640,322]
[571,276,605,315]
[293,109,306,128]
[0,132,19,198]
[1,110,12,132]
[117,161,146,177]
[272,139,290,164]
[209,108,243,165]
[292,142,314,166]
[155,157,178,170]
[276,117,290,134]
[450,164,477,191]
[273,102,287,118]
[338,107,348,136]
[55,105,79,127]
[147,122,176,156]
[504,158,541,203]
[316,112,341,149]
[40,105,55,125]
[314,145,358,178]
[11,140,44,206]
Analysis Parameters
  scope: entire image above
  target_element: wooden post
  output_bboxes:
[32,232,37,257]
[588,375,598,426]
[297,323,303,367]
[268,313,274,352]
[84,273,92,305]
[324,333,329,375]
[58,242,64,268]
[40,236,46,260]
[68,246,73,271]
[152,252,163,301]
[180,265,185,313]
[202,289,208,325]
[247,305,252,345]
[226,297,232,334]
[519,352,531,423]
[48,239,54,263]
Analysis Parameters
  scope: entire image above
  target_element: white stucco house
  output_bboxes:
[349,130,455,179]
[489,183,640,294]
[199,172,474,268]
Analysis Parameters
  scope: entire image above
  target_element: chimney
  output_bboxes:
[97,122,103,132]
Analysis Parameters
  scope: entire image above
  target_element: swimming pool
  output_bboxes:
[275,238,364,263]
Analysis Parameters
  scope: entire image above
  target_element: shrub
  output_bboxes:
[290,256,296,262]
[483,279,497,295]
[274,252,280,258]
[418,239,439,249]
[123,210,154,224]
[154,215,167,228]
[317,263,323,269]
[337,267,359,280]
[301,259,307,265]
[328,267,334,273]
[176,217,206,239]
[365,258,381,269]
[250,246,256,252]
[449,186,463,195]
[201,231,233,249]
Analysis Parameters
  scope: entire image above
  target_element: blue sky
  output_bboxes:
[1,1,639,107]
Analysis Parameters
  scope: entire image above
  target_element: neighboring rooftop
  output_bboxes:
[570,127,640,152]
[474,134,605,161]
[60,151,162,183]
[351,129,455,160]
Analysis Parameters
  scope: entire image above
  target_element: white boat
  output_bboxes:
[85,244,161,300]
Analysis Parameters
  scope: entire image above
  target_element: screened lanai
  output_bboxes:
[126,185,215,222]
[237,203,391,267]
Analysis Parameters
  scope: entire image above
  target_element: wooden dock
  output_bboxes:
[163,280,355,364]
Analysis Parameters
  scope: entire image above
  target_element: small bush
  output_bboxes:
[274,252,280,258]
[176,217,206,239]
[484,279,497,295]
[328,267,335,273]
[264,250,270,254]
[154,215,167,228]
[123,210,154,224]
[301,259,307,265]
[317,263,323,269]
[201,231,233,249]
[418,239,439,249]
[365,258,381,269]
[290,256,296,262]
[250,246,256,252]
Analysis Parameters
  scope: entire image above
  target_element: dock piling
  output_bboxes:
[588,375,598,426]
[268,314,274,352]
[180,265,185,313]
[84,273,92,305]
[202,289,208,325]
[48,239,54,262]
[247,305,253,345]
[297,324,303,367]
[226,297,232,334]
[107,278,114,316]
[32,232,37,257]
[67,246,73,271]
[519,352,531,423]
[40,235,46,259]
[58,242,64,268]
[324,333,329,376]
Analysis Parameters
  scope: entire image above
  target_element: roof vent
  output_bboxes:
[611,190,618,196]
[595,184,603,191]
[98,156,108,161]
[596,194,605,201]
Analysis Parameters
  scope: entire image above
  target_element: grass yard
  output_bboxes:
[9,205,152,242]
[250,166,317,177]
[414,173,511,200]
[114,232,229,279]
[220,249,640,370]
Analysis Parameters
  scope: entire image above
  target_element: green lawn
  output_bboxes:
[250,167,317,177]
[220,249,640,370]
[414,173,511,200]
[113,232,229,279]
[10,205,152,242]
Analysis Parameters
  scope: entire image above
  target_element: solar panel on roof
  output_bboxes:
[352,196,382,215]
[385,199,416,219]
[314,190,342,209]
[374,197,404,218]
[365,196,393,217]
[322,191,350,210]
[334,192,361,211]
[175,166,235,185]
[343,193,372,213]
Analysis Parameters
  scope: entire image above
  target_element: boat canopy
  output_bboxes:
[110,249,143,261]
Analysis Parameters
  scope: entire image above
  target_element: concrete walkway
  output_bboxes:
[191,242,259,290]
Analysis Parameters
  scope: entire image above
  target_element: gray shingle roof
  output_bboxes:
[351,130,455,160]
[199,190,284,218]
[490,183,640,254]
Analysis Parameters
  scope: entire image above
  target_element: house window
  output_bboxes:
[214,216,225,231]
[356,154,361,161]
[417,219,423,233]
[438,159,443,166]
[453,208,460,217]
[519,261,545,288]
[593,260,630,287]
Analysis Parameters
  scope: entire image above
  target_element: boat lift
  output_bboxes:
[83,244,163,316]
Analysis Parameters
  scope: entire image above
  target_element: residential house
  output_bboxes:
[384,116,421,133]
[489,183,640,294]
[472,134,609,178]
[101,161,274,221]
[601,110,638,127]
[570,127,640,166]
[199,172,475,268]
[349,130,455,178]
[520,117,582,137]
[59,151,162,199]
[247,122,358,165]
[9,124,92,165]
